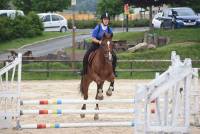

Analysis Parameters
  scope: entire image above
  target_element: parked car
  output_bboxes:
[0,10,24,19]
[38,13,68,32]
[152,7,200,29]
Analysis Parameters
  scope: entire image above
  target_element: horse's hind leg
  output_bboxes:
[106,81,114,96]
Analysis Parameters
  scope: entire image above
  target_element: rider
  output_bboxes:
[82,12,117,77]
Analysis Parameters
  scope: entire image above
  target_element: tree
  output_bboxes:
[0,0,11,9]
[32,0,71,13]
[13,0,71,14]
[123,0,182,28]
[176,0,200,12]
[97,0,123,18]
[12,0,32,14]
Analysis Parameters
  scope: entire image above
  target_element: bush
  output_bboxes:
[68,19,149,29]
[27,12,44,36]
[0,17,13,41]
[68,19,98,29]
[0,12,44,42]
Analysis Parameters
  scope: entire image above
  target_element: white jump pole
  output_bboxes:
[20,109,135,115]
[20,99,136,105]
[20,121,135,129]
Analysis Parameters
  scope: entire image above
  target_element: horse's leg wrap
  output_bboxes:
[94,106,99,120]
[80,104,86,118]
[106,86,113,96]
[97,88,103,100]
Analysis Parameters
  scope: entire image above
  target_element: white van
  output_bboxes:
[0,10,24,19]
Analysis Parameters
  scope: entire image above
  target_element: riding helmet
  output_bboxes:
[101,12,110,20]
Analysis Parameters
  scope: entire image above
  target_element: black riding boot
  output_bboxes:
[112,52,117,77]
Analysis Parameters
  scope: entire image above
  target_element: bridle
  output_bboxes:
[100,40,113,62]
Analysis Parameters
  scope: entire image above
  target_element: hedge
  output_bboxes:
[68,19,149,29]
[0,12,43,42]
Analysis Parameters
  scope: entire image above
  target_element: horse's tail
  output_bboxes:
[80,76,84,96]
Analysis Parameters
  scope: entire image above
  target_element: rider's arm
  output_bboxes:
[91,25,101,45]
[92,37,101,45]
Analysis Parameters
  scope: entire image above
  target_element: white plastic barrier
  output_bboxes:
[0,54,22,129]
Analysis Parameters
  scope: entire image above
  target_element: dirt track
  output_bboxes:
[0,80,200,134]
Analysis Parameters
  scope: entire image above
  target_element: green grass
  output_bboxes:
[151,28,200,43]
[113,31,144,42]
[0,32,71,53]
[118,42,200,60]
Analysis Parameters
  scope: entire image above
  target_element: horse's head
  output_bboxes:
[100,33,114,61]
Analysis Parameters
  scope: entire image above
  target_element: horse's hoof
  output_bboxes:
[97,95,104,100]
[94,114,99,120]
[80,114,85,118]
[106,89,112,96]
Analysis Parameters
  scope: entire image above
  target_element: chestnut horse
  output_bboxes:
[80,33,115,120]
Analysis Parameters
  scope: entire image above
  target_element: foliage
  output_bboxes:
[97,0,123,18]
[68,19,149,29]
[176,0,200,12]
[32,0,70,13]
[13,0,71,14]
[12,0,32,14]
[0,17,13,41]
[124,0,181,8]
[0,0,11,9]
[0,12,43,42]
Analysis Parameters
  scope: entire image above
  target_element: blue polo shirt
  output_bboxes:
[92,24,113,40]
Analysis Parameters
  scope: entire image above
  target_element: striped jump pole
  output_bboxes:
[20,99,136,105]
[20,109,135,115]
[19,121,136,129]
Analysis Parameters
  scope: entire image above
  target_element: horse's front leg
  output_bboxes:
[94,82,104,120]
[94,104,99,120]
[96,81,104,100]
[106,81,114,96]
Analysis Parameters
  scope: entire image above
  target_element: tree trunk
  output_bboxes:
[149,6,153,29]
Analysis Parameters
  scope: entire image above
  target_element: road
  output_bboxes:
[0,27,149,60]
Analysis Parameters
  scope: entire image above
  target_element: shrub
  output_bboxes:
[0,17,13,41]
[68,19,149,29]
[0,12,44,42]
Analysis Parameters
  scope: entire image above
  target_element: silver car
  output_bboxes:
[38,13,68,32]
[152,7,200,29]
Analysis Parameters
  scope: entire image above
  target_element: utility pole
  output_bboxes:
[124,3,129,32]
[71,0,76,69]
